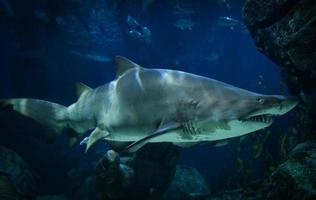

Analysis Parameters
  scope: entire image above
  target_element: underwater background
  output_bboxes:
[0,0,315,200]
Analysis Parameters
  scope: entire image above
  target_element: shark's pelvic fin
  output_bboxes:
[75,82,92,97]
[115,56,141,78]
[121,122,181,153]
[84,127,109,152]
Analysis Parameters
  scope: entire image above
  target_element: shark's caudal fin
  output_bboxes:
[0,98,69,141]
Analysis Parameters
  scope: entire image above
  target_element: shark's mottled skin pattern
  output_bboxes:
[0,57,298,151]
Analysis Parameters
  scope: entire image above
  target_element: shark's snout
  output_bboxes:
[241,95,299,124]
[280,96,299,113]
[262,95,299,115]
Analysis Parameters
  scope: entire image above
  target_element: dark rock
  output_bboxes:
[0,175,23,200]
[161,165,211,200]
[36,194,68,200]
[242,0,316,139]
[65,150,103,200]
[242,0,316,91]
[0,146,38,199]
[263,141,316,200]
[95,143,180,200]
[205,142,316,200]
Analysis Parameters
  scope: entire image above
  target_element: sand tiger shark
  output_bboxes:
[0,56,298,153]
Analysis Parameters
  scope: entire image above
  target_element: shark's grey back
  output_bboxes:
[109,67,222,130]
[108,65,263,131]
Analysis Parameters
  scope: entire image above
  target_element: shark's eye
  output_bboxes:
[256,97,265,104]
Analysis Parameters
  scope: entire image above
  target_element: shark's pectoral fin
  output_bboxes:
[121,122,181,153]
[81,127,109,152]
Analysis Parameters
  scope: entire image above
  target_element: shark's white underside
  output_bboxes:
[104,120,272,143]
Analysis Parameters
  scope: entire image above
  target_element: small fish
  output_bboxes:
[214,140,229,147]
[217,16,248,34]
[126,16,152,44]
[126,16,140,28]
[142,26,152,43]
[217,16,240,29]
[68,50,112,63]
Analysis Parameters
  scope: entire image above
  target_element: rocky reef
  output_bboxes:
[207,142,316,200]
[242,0,316,139]
[239,1,316,198]
[161,165,211,200]
[95,143,180,200]
[36,195,68,200]
[0,146,38,200]
[262,142,316,200]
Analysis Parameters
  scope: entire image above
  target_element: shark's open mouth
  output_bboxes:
[242,114,275,124]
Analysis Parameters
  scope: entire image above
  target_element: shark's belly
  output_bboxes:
[106,128,190,143]
[105,120,268,143]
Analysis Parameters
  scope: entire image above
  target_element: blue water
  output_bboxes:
[0,0,296,196]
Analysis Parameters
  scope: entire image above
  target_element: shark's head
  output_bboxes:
[197,86,299,141]
[239,94,299,126]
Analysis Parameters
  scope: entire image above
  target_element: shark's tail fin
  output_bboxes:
[0,98,69,141]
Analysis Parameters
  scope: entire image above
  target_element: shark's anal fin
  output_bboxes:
[81,127,109,152]
[121,122,181,154]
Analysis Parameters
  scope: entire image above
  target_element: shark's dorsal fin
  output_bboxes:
[76,82,92,97]
[115,56,140,78]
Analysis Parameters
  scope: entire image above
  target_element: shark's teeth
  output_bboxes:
[243,114,275,123]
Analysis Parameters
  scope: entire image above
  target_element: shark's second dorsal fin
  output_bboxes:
[76,82,92,97]
[115,56,140,78]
